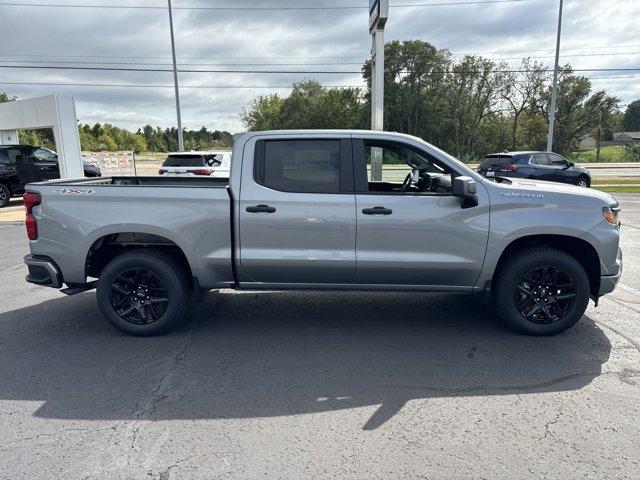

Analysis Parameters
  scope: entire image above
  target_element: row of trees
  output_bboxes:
[242,40,632,160]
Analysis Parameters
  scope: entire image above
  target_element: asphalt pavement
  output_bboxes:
[0,196,639,479]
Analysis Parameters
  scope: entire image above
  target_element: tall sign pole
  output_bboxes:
[369,0,388,131]
[546,0,563,153]
[369,0,388,181]
[168,0,184,152]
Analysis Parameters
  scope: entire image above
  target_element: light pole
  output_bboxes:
[546,0,563,153]
[168,0,184,152]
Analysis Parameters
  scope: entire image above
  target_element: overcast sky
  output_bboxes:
[1,0,639,133]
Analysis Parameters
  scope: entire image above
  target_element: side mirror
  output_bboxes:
[452,176,478,208]
[567,162,574,168]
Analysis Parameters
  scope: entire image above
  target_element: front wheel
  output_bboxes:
[576,176,590,188]
[493,248,590,335]
[96,250,189,336]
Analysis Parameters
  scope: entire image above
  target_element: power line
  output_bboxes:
[453,44,640,56]
[0,59,365,67]
[3,50,640,68]
[4,46,640,66]
[0,64,363,74]
[0,81,365,89]
[1,64,639,74]
[0,0,533,10]
[2,74,637,90]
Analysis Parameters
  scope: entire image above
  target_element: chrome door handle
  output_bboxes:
[362,206,393,215]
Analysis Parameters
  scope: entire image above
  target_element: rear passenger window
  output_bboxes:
[259,140,341,193]
[532,153,550,166]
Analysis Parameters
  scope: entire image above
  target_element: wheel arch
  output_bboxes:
[492,234,601,298]
[85,231,195,289]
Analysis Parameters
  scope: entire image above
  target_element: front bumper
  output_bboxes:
[24,254,62,288]
[599,248,622,296]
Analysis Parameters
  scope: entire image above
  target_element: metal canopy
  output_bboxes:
[0,95,84,179]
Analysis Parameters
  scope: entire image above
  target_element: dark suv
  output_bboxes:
[477,151,591,187]
[0,145,101,207]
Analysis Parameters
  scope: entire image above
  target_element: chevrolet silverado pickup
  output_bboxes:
[22,130,622,336]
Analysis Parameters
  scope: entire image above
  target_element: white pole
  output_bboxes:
[546,0,563,153]
[168,0,184,152]
[371,28,385,131]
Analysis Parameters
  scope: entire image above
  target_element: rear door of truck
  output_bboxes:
[237,134,356,284]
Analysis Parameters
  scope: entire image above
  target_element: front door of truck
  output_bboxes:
[239,137,356,284]
[352,139,490,287]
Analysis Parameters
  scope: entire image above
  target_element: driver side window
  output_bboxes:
[362,140,455,195]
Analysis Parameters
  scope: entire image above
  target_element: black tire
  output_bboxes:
[576,176,590,188]
[493,247,590,335]
[0,183,11,208]
[96,249,190,336]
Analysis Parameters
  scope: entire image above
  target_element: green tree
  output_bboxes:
[241,80,365,131]
[362,40,451,146]
[622,100,640,131]
[541,67,619,154]
[501,59,548,150]
[241,94,284,131]
[97,133,117,151]
[0,92,17,103]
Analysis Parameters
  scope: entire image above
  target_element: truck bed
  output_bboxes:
[25,175,234,289]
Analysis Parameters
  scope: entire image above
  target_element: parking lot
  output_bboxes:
[0,196,638,479]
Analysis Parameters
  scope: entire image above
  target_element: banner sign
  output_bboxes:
[83,151,136,176]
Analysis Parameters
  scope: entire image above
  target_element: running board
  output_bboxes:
[61,281,97,296]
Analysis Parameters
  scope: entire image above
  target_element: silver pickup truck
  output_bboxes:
[23,130,622,336]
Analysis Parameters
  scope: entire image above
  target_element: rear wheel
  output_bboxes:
[96,250,189,336]
[493,248,590,335]
[0,184,10,208]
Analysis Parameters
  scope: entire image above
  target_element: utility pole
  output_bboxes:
[546,0,563,153]
[168,0,184,152]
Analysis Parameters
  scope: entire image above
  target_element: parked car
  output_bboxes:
[477,151,591,187]
[158,151,231,178]
[23,130,621,337]
[0,145,101,207]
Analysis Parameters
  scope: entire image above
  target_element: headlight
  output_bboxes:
[603,205,620,225]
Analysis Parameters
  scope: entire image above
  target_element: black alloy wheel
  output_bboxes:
[96,249,189,336]
[515,266,576,324]
[110,268,170,325]
[493,247,590,335]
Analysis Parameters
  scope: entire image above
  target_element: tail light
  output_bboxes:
[23,192,41,240]
[158,169,167,175]
[505,164,518,172]
[190,169,215,176]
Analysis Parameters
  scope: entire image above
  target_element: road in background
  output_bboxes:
[0,197,638,479]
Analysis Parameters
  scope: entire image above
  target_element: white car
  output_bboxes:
[158,151,231,178]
